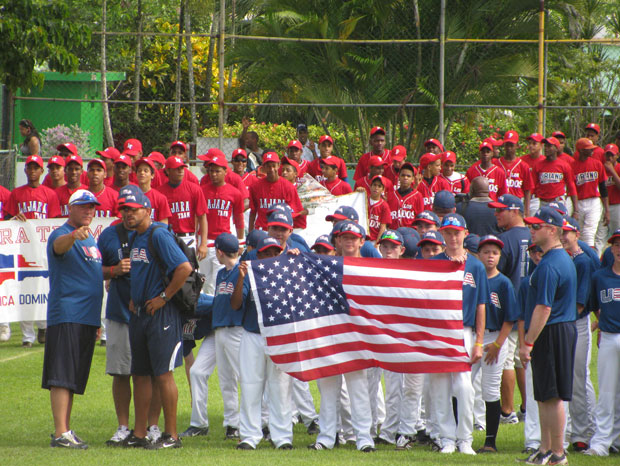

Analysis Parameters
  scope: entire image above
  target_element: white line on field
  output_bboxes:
[0,349,44,363]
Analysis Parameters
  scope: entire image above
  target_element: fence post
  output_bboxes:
[218,0,226,149]
[537,0,545,134]
[439,0,446,143]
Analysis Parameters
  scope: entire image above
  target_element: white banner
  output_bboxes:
[0,218,114,322]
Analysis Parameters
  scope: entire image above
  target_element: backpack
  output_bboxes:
[147,224,205,317]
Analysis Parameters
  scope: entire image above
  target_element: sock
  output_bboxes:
[520,404,526,414]
[485,400,501,449]
[452,396,458,424]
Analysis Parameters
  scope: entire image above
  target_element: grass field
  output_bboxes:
[0,322,613,465]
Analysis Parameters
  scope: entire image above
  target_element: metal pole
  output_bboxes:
[439,0,446,142]
[218,0,226,149]
[543,39,548,134]
[537,1,545,134]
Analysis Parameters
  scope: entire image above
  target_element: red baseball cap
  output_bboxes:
[287,140,303,150]
[165,156,188,169]
[87,158,107,171]
[135,157,156,173]
[65,154,83,167]
[370,126,385,137]
[231,148,247,159]
[56,142,78,156]
[262,151,280,163]
[170,140,187,151]
[479,141,494,152]
[47,155,66,167]
[123,138,142,156]
[319,135,334,145]
[441,151,457,164]
[526,133,543,143]
[197,147,226,161]
[424,138,445,152]
[419,153,441,170]
[320,156,340,167]
[25,155,44,168]
[147,151,166,166]
[483,137,503,147]
[503,130,519,144]
[478,234,505,250]
[280,156,300,172]
[575,138,597,151]
[114,154,132,166]
[369,156,387,167]
[604,143,619,156]
[552,131,566,139]
[390,145,407,161]
[96,147,120,160]
[585,123,600,134]
[542,137,561,149]
[207,154,229,168]
[370,175,387,186]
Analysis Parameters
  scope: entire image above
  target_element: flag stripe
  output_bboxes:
[345,293,462,310]
[348,306,464,330]
[343,274,464,291]
[346,301,464,321]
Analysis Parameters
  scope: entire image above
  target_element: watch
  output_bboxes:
[159,291,170,302]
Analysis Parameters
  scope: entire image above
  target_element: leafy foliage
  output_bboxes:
[40,124,92,158]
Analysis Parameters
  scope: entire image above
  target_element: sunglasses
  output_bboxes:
[529,223,556,230]
[441,218,464,228]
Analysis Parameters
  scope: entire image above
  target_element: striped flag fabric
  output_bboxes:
[247,252,470,381]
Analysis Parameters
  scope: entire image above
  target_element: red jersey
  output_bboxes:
[107,181,138,193]
[89,186,118,217]
[156,180,208,234]
[322,178,353,196]
[605,162,620,205]
[494,157,533,198]
[307,156,348,183]
[201,183,244,240]
[56,184,87,217]
[531,158,577,200]
[367,198,392,241]
[572,157,607,200]
[558,152,574,167]
[439,173,470,194]
[144,188,172,222]
[416,176,451,208]
[383,164,400,186]
[297,159,309,177]
[465,162,508,200]
[353,175,395,200]
[0,185,10,220]
[5,184,61,219]
[248,177,303,230]
[158,167,200,186]
[520,154,544,171]
[200,170,249,201]
[240,171,259,189]
[353,149,391,181]
[388,189,425,229]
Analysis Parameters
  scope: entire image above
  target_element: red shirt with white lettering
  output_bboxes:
[156,181,207,234]
[494,157,533,198]
[388,188,425,229]
[200,182,244,240]
[531,158,577,200]
[307,156,348,183]
[439,173,470,194]
[0,185,10,220]
[158,167,200,186]
[417,176,451,208]
[353,149,391,181]
[322,178,353,196]
[572,157,607,200]
[144,188,172,222]
[56,184,87,217]
[240,171,259,189]
[89,186,119,218]
[107,181,138,193]
[248,177,303,230]
[574,147,605,165]
[605,162,620,205]
[368,198,392,241]
[465,162,508,200]
[5,184,61,219]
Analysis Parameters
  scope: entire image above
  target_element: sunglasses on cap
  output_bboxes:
[529,223,554,231]
[441,218,464,228]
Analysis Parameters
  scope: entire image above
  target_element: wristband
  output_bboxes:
[71,230,78,240]
[492,341,501,349]
[474,342,483,347]
[110,267,116,279]
[524,340,534,348]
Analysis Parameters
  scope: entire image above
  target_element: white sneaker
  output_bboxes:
[500,412,519,424]
[583,447,608,457]
[0,324,10,342]
[457,442,476,455]
[147,425,161,443]
[106,426,130,446]
[440,444,456,454]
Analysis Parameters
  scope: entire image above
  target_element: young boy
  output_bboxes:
[413,211,441,237]
[311,235,336,255]
[321,156,353,196]
[466,141,508,201]
[417,230,446,259]
[367,175,392,242]
[354,156,394,200]
[473,235,518,453]
[440,151,470,195]
[384,146,406,186]
[135,158,171,223]
[417,153,451,208]
[307,135,348,183]
[390,162,425,228]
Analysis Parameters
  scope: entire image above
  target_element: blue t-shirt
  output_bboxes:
[486,272,519,331]
[434,252,489,327]
[129,223,188,309]
[601,246,613,268]
[524,248,577,329]
[578,239,601,267]
[498,226,530,291]
[47,222,103,327]
[240,274,260,334]
[98,223,134,323]
[591,265,620,333]
[572,250,595,319]
[290,233,310,252]
[517,275,531,326]
[361,241,382,258]
[212,263,244,328]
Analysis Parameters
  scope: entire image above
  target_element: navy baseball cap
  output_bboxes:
[69,189,101,206]
[415,210,441,227]
[464,233,480,253]
[524,206,564,227]
[608,229,620,243]
[433,190,456,210]
[215,233,239,253]
[326,205,359,222]
[547,201,567,215]
[118,185,151,209]
[247,229,268,249]
[402,235,419,258]
[311,234,335,251]
[267,210,294,229]
[479,234,505,249]
[417,230,446,247]
[440,213,467,231]
[489,194,524,213]
[338,220,366,238]
[396,227,421,244]
[562,216,580,232]
[257,237,283,253]
[378,229,404,246]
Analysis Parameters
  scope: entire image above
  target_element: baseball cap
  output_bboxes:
[547,201,567,215]
[69,189,101,206]
[440,213,467,231]
[419,152,441,170]
[246,229,268,249]
[562,216,580,232]
[118,185,151,209]
[135,157,156,173]
[148,151,166,166]
[464,234,480,253]
[338,220,366,238]
[483,137,503,147]
[526,133,543,143]
[528,243,543,253]
[402,235,419,258]
[424,138,444,152]
[605,143,619,156]
[296,123,308,132]
[165,156,188,169]
[378,229,404,246]
[608,228,620,244]
[433,190,456,210]
[391,145,407,161]
[215,233,240,253]
[87,158,107,171]
[542,137,561,149]
[231,148,247,160]
[488,193,524,212]
[267,210,294,229]
[575,137,597,151]
[326,205,359,222]
[96,147,120,160]
[47,155,66,167]
[114,154,132,166]
[198,147,226,162]
[123,138,142,156]
[552,131,566,139]
[319,156,339,167]
[417,230,445,247]
[370,126,385,137]
[287,140,303,150]
[441,151,457,164]
[56,142,78,156]
[479,141,494,152]
[311,235,335,251]
[585,123,600,134]
[399,162,417,175]
[396,227,420,243]
[262,151,280,163]
[280,156,300,172]
[207,154,229,168]
[170,140,187,151]
[369,156,387,167]
[414,210,441,227]
[479,234,504,250]
[319,135,334,145]
[65,154,83,167]
[25,155,44,168]
[503,131,519,144]
[524,206,564,227]
[257,237,283,253]
[370,175,387,187]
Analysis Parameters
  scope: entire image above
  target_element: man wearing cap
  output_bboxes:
[108,154,135,193]
[572,137,609,250]
[198,150,250,211]
[43,189,104,449]
[388,162,424,229]
[367,175,393,242]
[384,145,407,186]
[583,122,606,164]
[122,138,143,165]
[417,230,445,258]
[424,138,444,155]
[86,159,119,218]
[520,133,544,170]
[46,155,66,190]
[158,141,200,185]
[495,131,534,213]
[321,156,354,196]
[552,132,575,165]
[520,207,577,466]
[353,127,391,181]
[148,152,166,171]
[156,156,208,261]
[418,153,451,208]
[96,147,120,186]
[42,143,80,188]
[602,143,620,241]
[466,142,508,201]
[56,154,87,218]
[134,158,171,223]
[296,124,318,162]
[458,177,501,237]
[307,135,348,183]
[230,148,259,189]
[239,117,264,171]
[325,206,381,258]
[248,152,303,231]
[433,190,456,221]
[440,151,470,195]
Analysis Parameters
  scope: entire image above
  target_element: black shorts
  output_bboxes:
[531,321,577,402]
[41,323,98,395]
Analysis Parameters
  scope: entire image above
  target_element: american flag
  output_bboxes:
[247,252,470,381]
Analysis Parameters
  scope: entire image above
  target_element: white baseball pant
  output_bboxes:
[290,378,318,426]
[188,334,216,428]
[366,367,386,436]
[577,197,603,247]
[379,371,423,442]
[472,368,485,427]
[20,320,46,344]
[199,245,224,294]
[214,326,243,428]
[471,330,510,402]
[337,378,354,442]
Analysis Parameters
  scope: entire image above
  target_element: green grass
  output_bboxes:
[0,322,612,465]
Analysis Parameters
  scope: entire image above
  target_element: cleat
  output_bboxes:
[476,445,498,453]
[145,433,182,450]
[122,431,150,448]
[525,449,552,465]
[308,442,328,450]
[395,434,415,450]
[22,341,32,348]
[50,430,88,449]
[500,411,519,424]
[236,441,255,450]
[457,442,476,455]
[306,419,320,435]
[440,444,456,454]
[360,445,376,452]
[147,425,161,443]
[277,442,293,450]
[572,441,588,452]
[180,426,209,438]
[547,453,568,465]
[106,426,130,446]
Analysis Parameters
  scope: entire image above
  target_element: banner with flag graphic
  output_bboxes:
[247,252,469,381]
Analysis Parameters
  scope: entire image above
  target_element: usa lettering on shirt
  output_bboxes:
[170,201,191,219]
[490,291,501,308]
[464,272,476,287]
[17,201,48,217]
[576,171,599,186]
[600,288,620,303]
[216,281,235,296]
[130,248,150,263]
[81,245,103,262]
[539,172,563,184]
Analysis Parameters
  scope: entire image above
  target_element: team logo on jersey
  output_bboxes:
[463,272,476,287]
[600,288,620,303]
[490,292,501,308]
[17,201,48,217]
[576,171,598,186]
[130,248,150,263]
[81,245,102,262]
[216,281,235,296]
[539,172,563,184]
